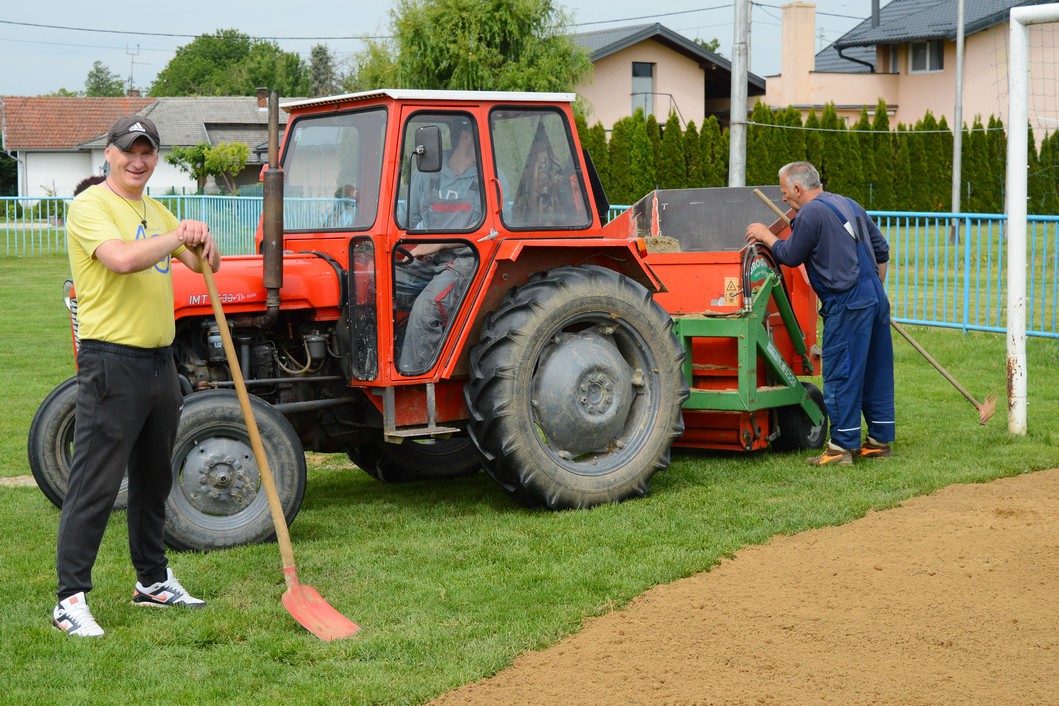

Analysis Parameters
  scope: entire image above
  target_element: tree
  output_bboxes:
[683,121,704,188]
[166,144,211,192]
[582,121,610,196]
[631,110,657,199]
[645,113,662,185]
[803,109,824,171]
[310,44,340,97]
[779,106,805,169]
[852,107,876,207]
[607,111,655,205]
[907,121,932,211]
[205,142,250,194]
[151,29,310,96]
[871,99,896,210]
[353,0,591,92]
[962,117,990,213]
[893,125,914,210]
[657,112,687,189]
[85,61,125,97]
[695,38,722,55]
[987,115,1007,210]
[166,142,249,193]
[606,116,635,205]
[0,133,16,196]
[700,115,726,187]
[746,100,775,186]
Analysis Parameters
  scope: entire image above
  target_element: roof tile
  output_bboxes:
[2,96,155,150]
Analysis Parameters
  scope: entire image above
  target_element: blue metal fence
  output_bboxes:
[3,196,1056,338]
[0,195,260,259]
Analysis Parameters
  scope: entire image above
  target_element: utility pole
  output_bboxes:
[729,0,750,187]
[950,0,966,240]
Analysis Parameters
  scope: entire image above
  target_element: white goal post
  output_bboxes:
[1005,2,1059,435]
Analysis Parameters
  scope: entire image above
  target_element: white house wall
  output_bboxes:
[19,151,94,198]
[19,148,200,198]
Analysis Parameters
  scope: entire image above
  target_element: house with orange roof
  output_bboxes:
[1,90,285,198]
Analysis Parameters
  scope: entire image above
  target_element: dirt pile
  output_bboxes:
[431,469,1059,706]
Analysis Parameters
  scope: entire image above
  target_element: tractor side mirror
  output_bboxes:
[414,125,442,173]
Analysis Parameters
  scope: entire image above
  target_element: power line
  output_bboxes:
[0,19,386,41]
[0,35,172,52]
[569,3,732,28]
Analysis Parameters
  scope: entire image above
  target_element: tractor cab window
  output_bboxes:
[395,113,484,233]
[490,108,591,230]
[280,108,387,231]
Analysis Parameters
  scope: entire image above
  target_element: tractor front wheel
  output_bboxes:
[164,390,306,551]
[464,265,688,509]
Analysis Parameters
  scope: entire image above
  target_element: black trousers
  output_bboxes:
[56,340,182,600]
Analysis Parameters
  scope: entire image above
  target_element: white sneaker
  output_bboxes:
[53,592,105,637]
[132,568,206,608]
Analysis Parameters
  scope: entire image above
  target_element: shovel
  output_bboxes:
[751,188,997,426]
[198,249,361,640]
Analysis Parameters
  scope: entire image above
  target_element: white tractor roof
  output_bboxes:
[281,89,576,112]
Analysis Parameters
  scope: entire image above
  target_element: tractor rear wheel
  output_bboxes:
[464,265,688,509]
[347,436,482,483]
[27,376,129,511]
[164,390,306,551]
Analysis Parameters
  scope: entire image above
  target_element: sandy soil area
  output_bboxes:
[431,468,1059,706]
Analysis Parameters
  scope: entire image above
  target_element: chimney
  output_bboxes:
[127,88,141,98]
[256,87,268,109]
[872,0,880,28]
[780,2,816,104]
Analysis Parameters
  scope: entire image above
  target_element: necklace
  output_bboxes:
[106,179,147,228]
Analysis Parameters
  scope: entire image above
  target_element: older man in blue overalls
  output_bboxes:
[746,161,895,465]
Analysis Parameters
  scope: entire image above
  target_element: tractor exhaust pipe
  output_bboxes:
[256,89,284,329]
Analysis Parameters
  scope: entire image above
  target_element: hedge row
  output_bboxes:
[577,99,1059,214]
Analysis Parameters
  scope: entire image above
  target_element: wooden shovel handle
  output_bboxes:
[197,253,299,581]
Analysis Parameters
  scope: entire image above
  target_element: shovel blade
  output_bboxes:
[282,584,361,641]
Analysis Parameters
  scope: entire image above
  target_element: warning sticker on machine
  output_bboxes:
[724,277,742,306]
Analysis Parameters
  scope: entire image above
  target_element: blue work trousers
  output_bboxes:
[819,276,896,450]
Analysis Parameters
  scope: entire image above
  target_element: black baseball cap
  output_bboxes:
[106,115,160,151]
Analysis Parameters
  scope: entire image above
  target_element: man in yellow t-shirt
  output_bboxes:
[52,115,221,637]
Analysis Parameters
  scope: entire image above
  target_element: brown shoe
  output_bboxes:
[859,437,892,459]
[806,443,853,466]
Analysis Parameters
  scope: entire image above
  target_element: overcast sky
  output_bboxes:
[0,1,881,97]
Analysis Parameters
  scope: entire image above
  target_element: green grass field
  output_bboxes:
[1,256,1057,705]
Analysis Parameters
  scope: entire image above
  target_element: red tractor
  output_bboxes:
[29,90,824,552]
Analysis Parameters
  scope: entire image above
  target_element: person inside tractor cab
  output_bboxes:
[394,120,481,373]
[326,183,358,227]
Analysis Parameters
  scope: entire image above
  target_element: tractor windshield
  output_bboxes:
[281,107,387,231]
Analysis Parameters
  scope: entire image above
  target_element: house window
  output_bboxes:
[887,45,899,73]
[909,40,944,73]
[631,62,655,117]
